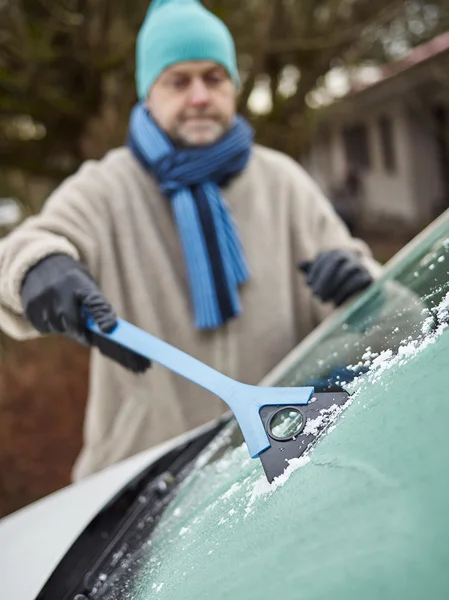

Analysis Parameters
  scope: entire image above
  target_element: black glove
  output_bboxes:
[21,254,150,373]
[298,249,373,306]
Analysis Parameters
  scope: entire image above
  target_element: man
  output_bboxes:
[0,0,380,480]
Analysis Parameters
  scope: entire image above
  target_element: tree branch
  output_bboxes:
[7,0,33,67]
[238,0,278,112]
[244,0,405,54]
[34,0,84,27]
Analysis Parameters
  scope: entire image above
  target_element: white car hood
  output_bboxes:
[0,421,218,600]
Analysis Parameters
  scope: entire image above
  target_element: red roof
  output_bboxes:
[351,30,449,94]
[383,30,449,74]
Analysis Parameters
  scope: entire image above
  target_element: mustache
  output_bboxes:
[180,112,221,120]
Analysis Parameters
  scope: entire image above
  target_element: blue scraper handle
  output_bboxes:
[86,317,314,458]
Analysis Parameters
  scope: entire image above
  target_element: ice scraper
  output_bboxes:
[86,316,350,482]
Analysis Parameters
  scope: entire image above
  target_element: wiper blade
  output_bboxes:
[37,419,228,600]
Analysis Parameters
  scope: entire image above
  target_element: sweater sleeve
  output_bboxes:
[0,159,108,340]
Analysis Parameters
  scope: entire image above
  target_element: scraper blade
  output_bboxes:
[258,391,351,482]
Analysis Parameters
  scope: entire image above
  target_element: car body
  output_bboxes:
[1,209,449,600]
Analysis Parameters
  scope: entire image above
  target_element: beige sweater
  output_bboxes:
[0,144,380,480]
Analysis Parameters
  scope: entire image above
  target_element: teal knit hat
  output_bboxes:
[136,0,240,100]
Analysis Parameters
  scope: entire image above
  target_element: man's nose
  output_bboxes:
[188,79,211,106]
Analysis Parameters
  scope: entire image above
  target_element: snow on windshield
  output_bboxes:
[344,291,449,392]
[128,234,449,599]
[128,290,449,600]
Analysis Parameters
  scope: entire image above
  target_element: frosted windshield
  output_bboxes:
[127,215,449,599]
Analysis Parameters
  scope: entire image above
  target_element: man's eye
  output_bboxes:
[171,79,188,89]
[205,73,226,85]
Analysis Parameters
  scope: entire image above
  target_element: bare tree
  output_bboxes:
[0,0,447,211]
[0,0,148,178]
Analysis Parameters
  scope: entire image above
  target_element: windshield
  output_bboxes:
[91,212,449,600]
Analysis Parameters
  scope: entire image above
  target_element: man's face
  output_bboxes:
[146,61,237,146]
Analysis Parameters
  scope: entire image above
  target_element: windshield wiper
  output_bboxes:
[36,418,229,600]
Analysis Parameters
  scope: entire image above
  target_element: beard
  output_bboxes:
[170,112,232,147]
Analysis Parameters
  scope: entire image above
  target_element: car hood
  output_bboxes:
[0,420,219,600]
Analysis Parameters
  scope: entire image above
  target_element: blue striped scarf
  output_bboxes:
[127,103,254,330]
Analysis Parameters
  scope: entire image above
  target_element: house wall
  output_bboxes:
[406,107,445,223]
[303,127,346,198]
[362,102,418,224]
[302,136,333,196]
[304,96,445,230]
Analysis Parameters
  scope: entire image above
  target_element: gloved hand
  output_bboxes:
[21,254,150,373]
[298,249,373,306]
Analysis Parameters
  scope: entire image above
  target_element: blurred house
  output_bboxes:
[304,32,449,236]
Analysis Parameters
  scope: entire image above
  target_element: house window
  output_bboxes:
[378,115,396,173]
[342,123,371,170]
